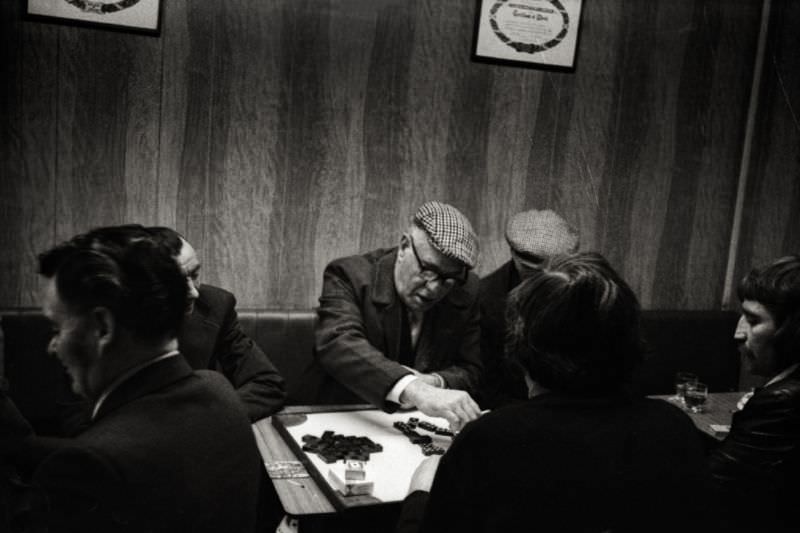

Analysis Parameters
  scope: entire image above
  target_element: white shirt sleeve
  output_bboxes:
[386,374,419,405]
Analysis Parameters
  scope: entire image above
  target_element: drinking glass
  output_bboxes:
[670,371,699,405]
[684,382,708,413]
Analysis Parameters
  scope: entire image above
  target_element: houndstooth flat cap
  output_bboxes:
[505,209,579,258]
[413,201,479,268]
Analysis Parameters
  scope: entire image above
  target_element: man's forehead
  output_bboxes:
[177,239,200,269]
[741,300,772,319]
[41,277,63,319]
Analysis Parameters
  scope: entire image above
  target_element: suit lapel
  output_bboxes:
[371,249,404,363]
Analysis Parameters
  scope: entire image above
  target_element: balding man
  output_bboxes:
[315,202,483,431]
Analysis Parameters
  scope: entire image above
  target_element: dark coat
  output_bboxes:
[398,394,712,533]
[180,284,286,421]
[1,388,33,527]
[477,260,527,408]
[28,356,262,533]
[314,247,482,409]
[709,365,800,532]
[59,285,286,433]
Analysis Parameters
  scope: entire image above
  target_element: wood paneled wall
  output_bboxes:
[732,0,800,288]
[1,0,795,311]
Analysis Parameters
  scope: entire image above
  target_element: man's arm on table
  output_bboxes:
[315,264,481,428]
[315,264,415,409]
[214,293,287,421]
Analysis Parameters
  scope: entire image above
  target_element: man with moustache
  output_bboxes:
[710,255,800,532]
[30,231,262,532]
[315,201,482,431]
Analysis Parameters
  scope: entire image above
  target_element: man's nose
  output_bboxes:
[47,336,58,356]
[187,279,200,300]
[734,316,747,340]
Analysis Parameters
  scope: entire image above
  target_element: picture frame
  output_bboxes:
[473,0,583,71]
[25,0,162,35]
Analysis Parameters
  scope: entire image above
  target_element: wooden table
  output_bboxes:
[252,407,341,517]
[254,394,747,518]
[651,391,743,439]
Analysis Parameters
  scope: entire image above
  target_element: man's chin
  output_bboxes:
[185,301,196,314]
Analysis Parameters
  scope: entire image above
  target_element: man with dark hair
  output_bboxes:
[147,226,286,421]
[397,252,710,532]
[709,254,800,532]
[28,232,263,532]
[478,209,580,407]
[315,201,482,431]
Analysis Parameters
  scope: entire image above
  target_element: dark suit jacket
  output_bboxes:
[2,388,32,528]
[397,394,711,533]
[59,285,285,434]
[179,285,286,421]
[709,366,800,532]
[315,247,482,409]
[27,355,262,533]
[477,260,527,408]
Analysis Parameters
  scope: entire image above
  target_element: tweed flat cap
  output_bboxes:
[505,209,579,258]
[413,201,479,268]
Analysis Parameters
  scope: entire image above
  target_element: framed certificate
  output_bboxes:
[25,0,162,35]
[473,0,583,70]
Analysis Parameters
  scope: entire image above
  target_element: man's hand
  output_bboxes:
[407,456,441,494]
[399,379,480,432]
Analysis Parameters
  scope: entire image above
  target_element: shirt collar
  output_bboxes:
[91,350,180,420]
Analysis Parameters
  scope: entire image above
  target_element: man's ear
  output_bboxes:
[398,233,411,253]
[90,307,116,354]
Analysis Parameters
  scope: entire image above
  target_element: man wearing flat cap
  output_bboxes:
[479,209,579,408]
[315,201,483,431]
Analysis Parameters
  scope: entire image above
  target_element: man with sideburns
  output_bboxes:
[709,254,800,532]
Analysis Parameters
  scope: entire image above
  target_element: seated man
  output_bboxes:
[315,201,482,431]
[148,227,286,421]
[27,231,263,532]
[478,208,579,408]
[59,225,286,430]
[709,255,800,532]
[397,253,711,532]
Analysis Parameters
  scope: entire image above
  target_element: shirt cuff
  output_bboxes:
[386,374,419,405]
[431,372,446,389]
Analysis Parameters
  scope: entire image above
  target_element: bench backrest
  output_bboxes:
[2,308,742,434]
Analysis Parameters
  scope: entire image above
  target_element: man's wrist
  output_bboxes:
[388,374,420,405]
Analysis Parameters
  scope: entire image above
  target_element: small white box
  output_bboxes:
[328,466,374,496]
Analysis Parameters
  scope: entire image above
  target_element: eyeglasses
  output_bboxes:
[408,236,467,286]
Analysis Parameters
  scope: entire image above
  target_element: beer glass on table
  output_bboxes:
[670,371,699,406]
[684,382,708,413]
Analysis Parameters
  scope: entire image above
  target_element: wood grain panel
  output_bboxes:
[0,0,785,312]
[55,28,135,240]
[0,0,26,307]
[203,0,285,306]
[359,0,415,254]
[0,4,59,308]
[734,0,800,284]
[160,0,216,266]
[312,0,374,294]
